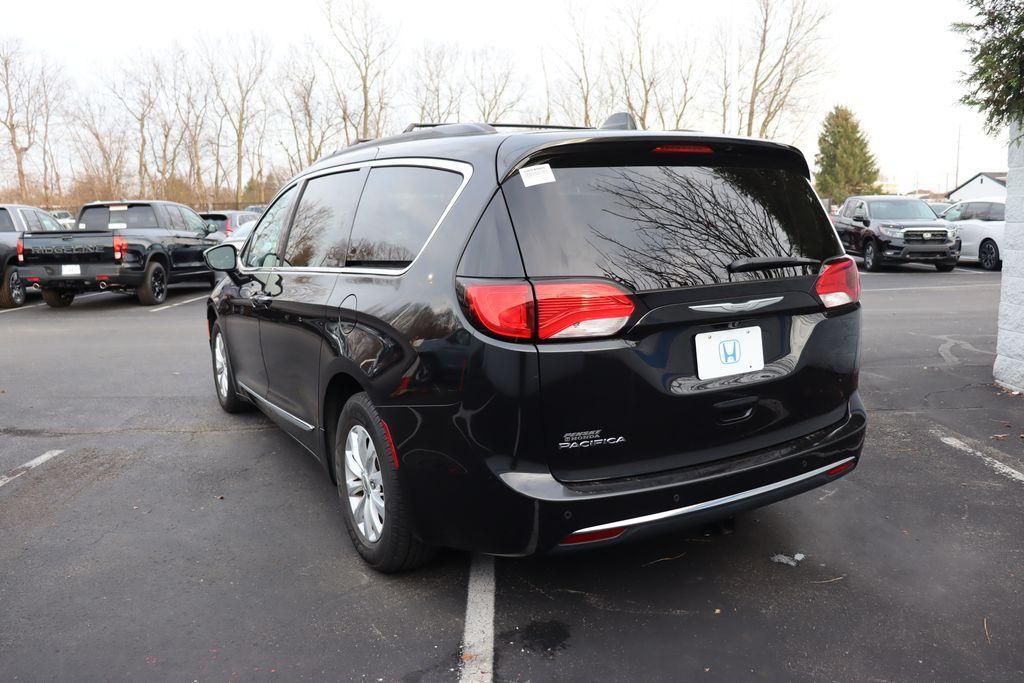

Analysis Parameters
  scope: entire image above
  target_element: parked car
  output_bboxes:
[17,200,224,307]
[243,204,266,214]
[50,209,76,229]
[200,210,259,237]
[928,202,952,217]
[0,204,64,308]
[202,119,865,572]
[833,195,960,271]
[224,220,256,247]
[940,198,1004,271]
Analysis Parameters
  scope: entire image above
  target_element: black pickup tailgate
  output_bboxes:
[21,231,116,265]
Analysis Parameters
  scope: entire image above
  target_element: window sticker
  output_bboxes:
[519,164,556,188]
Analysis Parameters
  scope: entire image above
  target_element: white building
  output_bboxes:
[994,130,1022,392]
[947,171,1008,202]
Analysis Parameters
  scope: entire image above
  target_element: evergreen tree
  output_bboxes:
[813,106,880,202]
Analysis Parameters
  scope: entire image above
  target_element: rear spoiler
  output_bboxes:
[495,134,811,183]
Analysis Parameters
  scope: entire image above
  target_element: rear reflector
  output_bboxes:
[461,279,635,341]
[652,144,714,155]
[96,275,109,281]
[826,460,855,477]
[534,281,634,339]
[26,277,39,282]
[380,419,400,469]
[815,257,860,308]
[560,527,626,545]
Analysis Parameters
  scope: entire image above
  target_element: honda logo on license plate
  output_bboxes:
[719,339,741,364]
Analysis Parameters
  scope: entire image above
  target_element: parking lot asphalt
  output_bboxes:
[1,263,1022,682]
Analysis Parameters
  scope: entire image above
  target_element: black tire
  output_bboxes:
[935,263,956,272]
[0,266,26,308]
[210,322,250,413]
[41,289,75,308]
[979,239,1002,271]
[137,260,168,305]
[334,393,436,573]
[863,240,883,272]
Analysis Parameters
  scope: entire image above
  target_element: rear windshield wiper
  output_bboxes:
[727,256,821,274]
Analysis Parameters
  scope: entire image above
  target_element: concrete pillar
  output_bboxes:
[994,120,1024,391]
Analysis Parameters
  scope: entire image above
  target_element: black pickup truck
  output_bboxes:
[18,200,224,307]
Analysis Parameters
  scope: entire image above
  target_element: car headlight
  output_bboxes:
[947,226,958,239]
[879,226,904,238]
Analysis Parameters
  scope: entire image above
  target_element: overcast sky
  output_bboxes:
[9,0,1007,193]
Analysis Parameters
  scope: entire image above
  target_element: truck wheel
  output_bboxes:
[210,322,249,413]
[137,260,168,305]
[863,240,883,272]
[0,266,26,308]
[979,240,1001,271]
[334,393,436,573]
[41,289,75,308]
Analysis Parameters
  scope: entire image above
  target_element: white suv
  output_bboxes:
[942,198,1005,270]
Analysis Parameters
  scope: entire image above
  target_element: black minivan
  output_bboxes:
[203,119,865,572]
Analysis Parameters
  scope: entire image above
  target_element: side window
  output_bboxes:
[166,205,186,230]
[20,209,42,232]
[840,200,853,218]
[989,203,1005,221]
[0,208,14,232]
[943,204,964,221]
[243,186,297,268]
[284,170,365,268]
[36,210,63,231]
[179,206,207,232]
[346,166,462,266]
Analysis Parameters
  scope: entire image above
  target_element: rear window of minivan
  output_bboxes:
[502,164,841,291]
[79,205,159,230]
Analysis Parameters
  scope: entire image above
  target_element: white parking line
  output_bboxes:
[862,283,1001,294]
[149,294,209,313]
[0,450,65,488]
[459,554,495,683]
[931,430,1024,484]
[0,291,108,314]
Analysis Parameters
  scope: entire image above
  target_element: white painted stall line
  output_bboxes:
[931,430,1024,484]
[0,291,107,314]
[0,450,65,488]
[149,294,209,313]
[459,554,496,683]
[863,283,1000,294]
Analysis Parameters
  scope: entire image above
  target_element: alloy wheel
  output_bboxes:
[9,270,24,306]
[343,424,385,543]
[152,268,166,300]
[980,243,998,270]
[213,333,229,399]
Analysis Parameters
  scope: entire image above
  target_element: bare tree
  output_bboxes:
[278,42,341,175]
[208,34,270,207]
[324,0,394,141]
[712,26,733,134]
[110,58,161,195]
[146,59,185,199]
[737,0,828,139]
[655,48,699,131]
[613,4,661,130]
[73,99,130,198]
[469,49,523,122]
[0,39,42,202]
[175,47,212,205]
[558,4,606,127]
[412,42,462,124]
[38,59,67,206]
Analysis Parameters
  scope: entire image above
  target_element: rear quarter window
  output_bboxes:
[80,205,159,229]
[346,166,462,267]
[0,208,14,232]
[502,164,841,291]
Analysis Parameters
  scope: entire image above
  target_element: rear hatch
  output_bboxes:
[497,141,859,483]
[21,203,156,266]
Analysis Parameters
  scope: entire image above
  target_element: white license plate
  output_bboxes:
[695,326,765,380]
[61,264,81,276]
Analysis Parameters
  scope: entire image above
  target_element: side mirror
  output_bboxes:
[204,243,238,272]
[205,222,220,234]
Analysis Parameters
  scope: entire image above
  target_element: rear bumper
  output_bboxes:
[402,393,867,555]
[18,264,144,291]
[878,238,960,264]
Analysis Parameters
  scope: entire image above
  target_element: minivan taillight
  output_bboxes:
[16,238,24,264]
[815,257,860,308]
[113,235,128,262]
[534,282,635,339]
[461,280,636,341]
